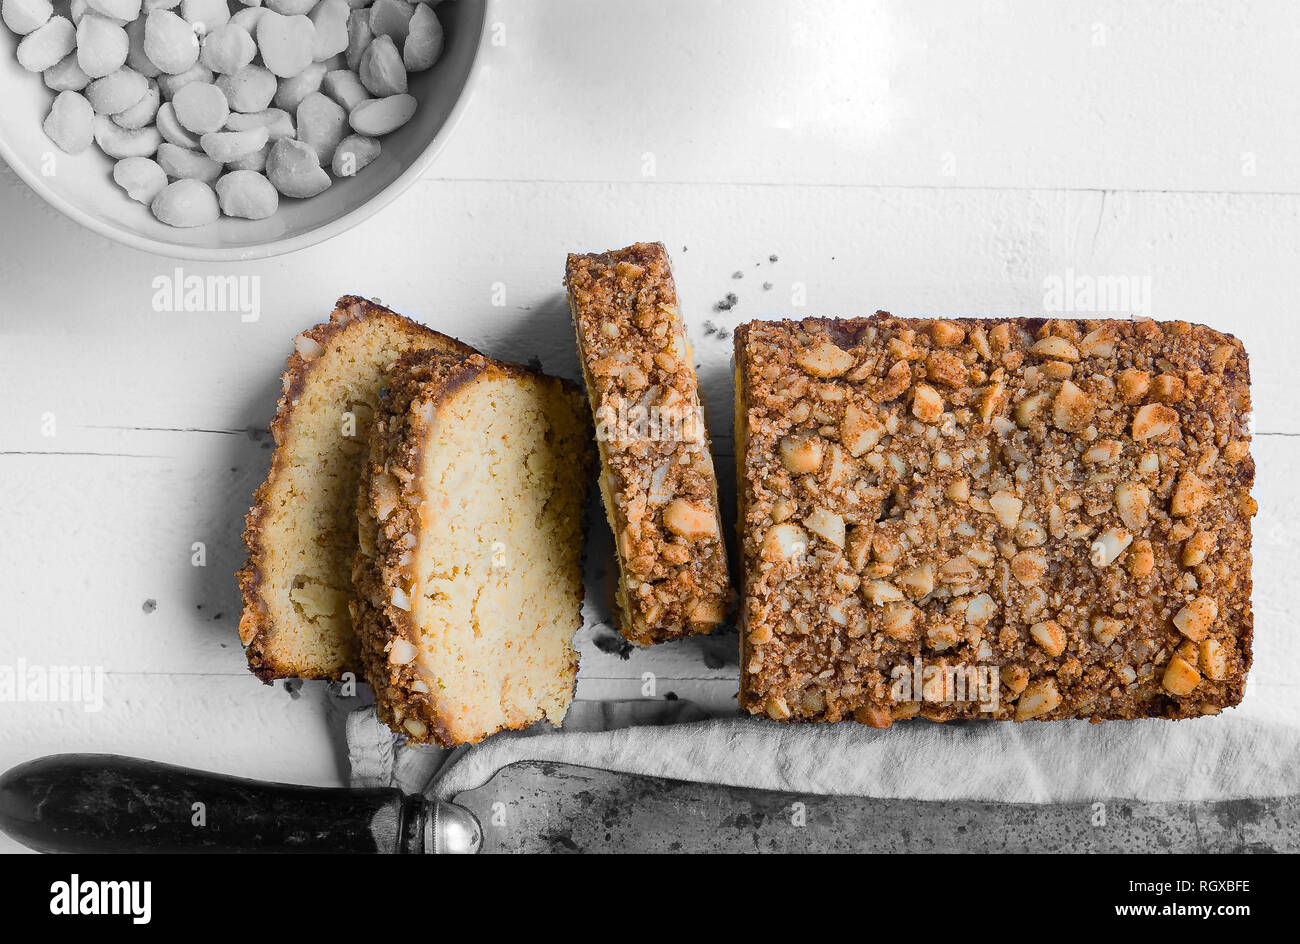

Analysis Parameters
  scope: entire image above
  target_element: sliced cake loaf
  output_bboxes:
[238,297,476,682]
[354,351,594,745]
[565,242,731,645]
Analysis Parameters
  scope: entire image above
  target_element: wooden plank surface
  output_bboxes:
[2,0,1298,853]
[433,0,1300,193]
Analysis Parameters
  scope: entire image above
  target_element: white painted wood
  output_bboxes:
[0,675,354,852]
[1,1,1297,848]
[3,182,1297,433]
[434,0,1300,193]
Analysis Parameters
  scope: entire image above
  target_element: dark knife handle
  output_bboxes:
[0,754,479,854]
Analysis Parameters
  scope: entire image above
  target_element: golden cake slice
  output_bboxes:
[565,242,731,646]
[353,351,594,745]
[238,297,476,682]
[735,314,1254,726]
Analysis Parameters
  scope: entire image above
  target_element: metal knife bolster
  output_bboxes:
[423,793,483,854]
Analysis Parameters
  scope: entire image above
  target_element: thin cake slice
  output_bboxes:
[238,296,476,682]
[354,351,595,745]
[565,242,731,646]
[735,314,1254,726]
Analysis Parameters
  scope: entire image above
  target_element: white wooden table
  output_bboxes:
[2,0,1298,853]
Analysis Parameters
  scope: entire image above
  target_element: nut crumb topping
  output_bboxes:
[566,243,732,645]
[735,314,1253,725]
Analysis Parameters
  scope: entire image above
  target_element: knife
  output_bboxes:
[4,754,1294,853]
[0,754,480,854]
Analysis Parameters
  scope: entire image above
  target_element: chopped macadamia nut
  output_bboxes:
[1173,596,1218,641]
[1182,532,1216,567]
[805,506,846,548]
[1015,678,1062,721]
[1082,439,1122,464]
[779,430,825,473]
[989,490,1024,528]
[1029,620,1067,657]
[796,339,855,378]
[663,499,719,541]
[1114,481,1150,531]
[911,383,944,422]
[1090,528,1133,568]
[1132,402,1178,440]
[763,522,808,562]
[1079,326,1116,357]
[1031,336,1080,361]
[1171,470,1212,517]
[1091,617,1124,646]
[1162,655,1201,696]
[1052,379,1094,432]
[1200,638,1229,680]
[930,320,965,347]
[1118,368,1150,402]
[1150,373,1185,403]
[841,402,885,456]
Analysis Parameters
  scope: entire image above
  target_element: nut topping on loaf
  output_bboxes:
[566,242,732,645]
[735,314,1254,725]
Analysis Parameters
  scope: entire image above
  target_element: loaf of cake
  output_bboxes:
[238,297,476,682]
[353,351,594,745]
[734,314,1254,725]
[565,242,731,645]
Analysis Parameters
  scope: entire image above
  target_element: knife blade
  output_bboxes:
[451,760,1299,853]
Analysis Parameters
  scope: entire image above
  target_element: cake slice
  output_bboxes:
[565,242,731,645]
[238,296,476,682]
[735,314,1254,726]
[353,351,594,745]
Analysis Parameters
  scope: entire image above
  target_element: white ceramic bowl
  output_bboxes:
[0,0,487,261]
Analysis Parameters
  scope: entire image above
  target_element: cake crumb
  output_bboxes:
[593,629,634,660]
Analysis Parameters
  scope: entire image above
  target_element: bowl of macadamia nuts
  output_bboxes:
[0,0,486,259]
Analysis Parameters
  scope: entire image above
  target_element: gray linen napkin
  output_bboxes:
[346,698,709,794]
[347,699,1300,802]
